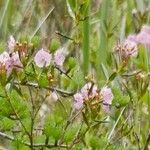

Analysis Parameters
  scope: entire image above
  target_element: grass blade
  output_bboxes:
[82,1,90,75]
[30,6,54,40]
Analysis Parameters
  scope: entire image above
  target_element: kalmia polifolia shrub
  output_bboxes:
[0,25,150,150]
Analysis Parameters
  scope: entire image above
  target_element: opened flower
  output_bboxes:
[8,35,16,52]
[81,82,98,100]
[73,92,84,110]
[0,51,22,76]
[34,49,52,67]
[136,25,150,48]
[124,40,138,57]
[100,86,114,112]
[0,52,11,75]
[126,34,137,43]
[54,48,65,66]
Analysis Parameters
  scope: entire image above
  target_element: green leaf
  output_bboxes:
[108,71,117,82]
[44,123,62,140]
[44,114,63,140]
[0,117,14,130]
[66,0,75,19]
[31,36,40,47]
[89,136,106,149]
[49,38,61,52]
[64,124,79,143]
[38,74,49,88]
[112,88,130,107]
[67,57,77,69]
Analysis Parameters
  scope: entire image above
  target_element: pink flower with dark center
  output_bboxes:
[34,49,52,68]
[54,48,65,66]
[73,92,84,110]
[8,35,16,52]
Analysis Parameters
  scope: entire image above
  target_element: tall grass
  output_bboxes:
[82,1,90,75]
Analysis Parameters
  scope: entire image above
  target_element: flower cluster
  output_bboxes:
[34,48,66,68]
[73,82,114,112]
[73,82,99,110]
[0,36,23,76]
[115,25,150,63]
[127,25,150,48]
[115,38,138,62]
[100,86,114,112]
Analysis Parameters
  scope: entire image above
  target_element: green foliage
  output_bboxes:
[0,0,150,149]
[31,36,40,48]
[49,38,61,52]
[67,57,77,69]
[12,140,29,150]
[112,87,130,108]
[38,74,49,88]
[44,115,63,140]
[0,117,14,130]
[64,123,79,143]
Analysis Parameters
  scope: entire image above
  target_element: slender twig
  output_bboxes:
[54,66,72,80]
[104,107,126,150]
[133,132,141,150]
[4,89,35,149]
[33,94,48,122]
[69,122,83,149]
[13,81,74,96]
[144,132,150,150]
[28,86,35,150]
[0,131,68,148]
[107,107,126,140]
[58,108,83,148]
[4,89,30,138]
[55,31,74,41]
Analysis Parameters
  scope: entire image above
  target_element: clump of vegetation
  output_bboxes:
[0,0,150,149]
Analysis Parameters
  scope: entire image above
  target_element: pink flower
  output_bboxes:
[0,52,10,63]
[34,49,52,68]
[136,25,150,48]
[81,82,98,100]
[12,52,22,67]
[126,34,137,43]
[100,86,113,105]
[141,25,150,34]
[102,105,110,113]
[9,52,23,70]
[0,51,23,76]
[54,48,65,66]
[124,40,138,57]
[100,86,113,112]
[73,93,84,110]
[0,52,13,76]
[7,35,16,52]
